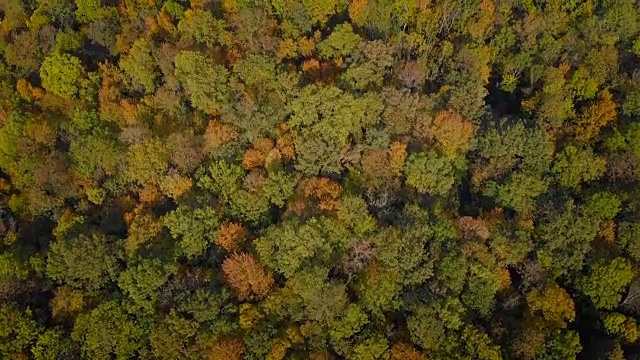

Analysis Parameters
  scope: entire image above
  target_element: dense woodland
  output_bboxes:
[3,0,640,359]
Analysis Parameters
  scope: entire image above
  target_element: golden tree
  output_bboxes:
[277,38,297,61]
[390,343,427,360]
[222,253,274,301]
[204,120,239,152]
[299,177,342,211]
[298,37,315,57]
[124,205,163,258]
[431,109,475,158]
[216,222,247,251]
[526,282,575,328]
[242,148,265,169]
[276,131,296,161]
[51,285,85,321]
[159,171,193,200]
[209,337,244,360]
[389,141,408,177]
[360,148,393,189]
[575,90,617,143]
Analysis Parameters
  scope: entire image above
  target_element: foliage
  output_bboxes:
[174,51,229,115]
[0,305,40,358]
[40,52,83,98]
[222,253,274,301]
[71,301,144,360]
[404,150,455,196]
[577,258,634,309]
[46,232,121,291]
[1,1,640,359]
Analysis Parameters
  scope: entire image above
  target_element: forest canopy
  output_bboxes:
[2,0,640,359]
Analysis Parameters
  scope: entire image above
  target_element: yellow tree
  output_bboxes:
[159,171,193,200]
[575,90,617,143]
[526,282,575,328]
[431,109,475,158]
[209,337,244,360]
[389,141,408,177]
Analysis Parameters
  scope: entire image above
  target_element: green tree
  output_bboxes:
[32,328,78,360]
[535,203,600,277]
[404,151,455,196]
[120,38,158,93]
[255,219,334,278]
[163,205,219,258]
[40,52,84,98]
[553,145,606,188]
[0,304,40,358]
[72,300,144,360]
[69,130,124,179]
[174,51,229,115]
[118,258,175,313]
[603,313,638,343]
[577,257,634,309]
[177,9,232,47]
[317,23,362,59]
[46,232,121,291]
[124,137,169,187]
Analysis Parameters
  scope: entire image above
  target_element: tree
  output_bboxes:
[431,110,475,158]
[69,130,124,180]
[4,31,43,75]
[177,9,232,47]
[390,343,426,360]
[404,150,455,196]
[120,38,158,93]
[577,257,634,309]
[346,334,388,360]
[526,282,575,328]
[174,51,229,115]
[538,330,582,360]
[163,205,219,258]
[254,219,334,278]
[407,304,446,352]
[484,172,549,212]
[124,137,169,187]
[75,0,116,23]
[209,337,244,360]
[159,171,193,199]
[72,300,144,360]
[535,203,600,277]
[287,85,383,175]
[149,310,200,360]
[552,145,606,188]
[618,222,640,261]
[603,313,638,343]
[46,232,121,291]
[317,23,362,59]
[118,258,174,313]
[222,253,275,301]
[0,304,40,358]
[32,327,79,360]
[473,121,553,188]
[460,325,502,360]
[203,120,239,153]
[50,285,85,321]
[216,222,247,251]
[40,52,84,98]
[574,90,617,143]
